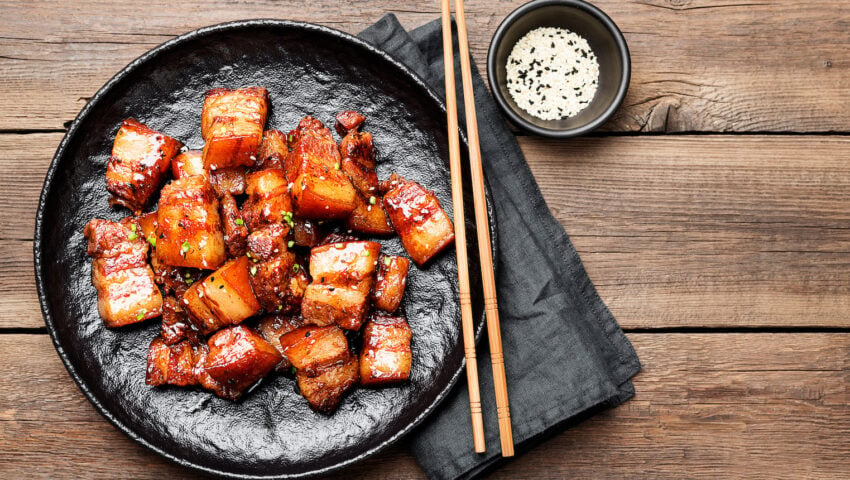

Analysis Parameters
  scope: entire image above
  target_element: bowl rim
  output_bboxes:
[486,0,631,138]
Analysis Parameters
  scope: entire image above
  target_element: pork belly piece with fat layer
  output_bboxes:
[382,174,455,266]
[297,355,359,413]
[146,337,200,387]
[156,175,226,270]
[285,116,356,220]
[105,118,183,215]
[301,241,381,330]
[84,219,163,327]
[201,87,269,170]
[200,325,282,401]
[359,314,412,386]
[279,325,350,377]
[182,256,262,335]
[371,254,410,313]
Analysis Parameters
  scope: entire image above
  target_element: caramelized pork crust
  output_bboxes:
[220,194,249,258]
[359,314,412,386]
[201,325,282,401]
[106,118,183,215]
[285,116,356,220]
[84,219,163,327]
[156,175,227,270]
[297,355,359,413]
[257,129,289,170]
[381,174,455,266]
[249,251,305,313]
[161,295,199,345]
[334,110,366,136]
[209,166,247,197]
[146,337,199,387]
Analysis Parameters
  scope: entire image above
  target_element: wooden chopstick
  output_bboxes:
[452,0,515,457]
[441,0,486,454]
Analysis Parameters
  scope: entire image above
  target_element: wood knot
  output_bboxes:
[823,60,832,68]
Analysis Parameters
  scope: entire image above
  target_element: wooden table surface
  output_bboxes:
[2,1,848,478]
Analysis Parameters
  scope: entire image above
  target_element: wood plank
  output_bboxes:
[0,1,848,132]
[6,133,850,328]
[0,333,846,479]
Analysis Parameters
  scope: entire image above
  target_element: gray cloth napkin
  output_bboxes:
[359,14,641,480]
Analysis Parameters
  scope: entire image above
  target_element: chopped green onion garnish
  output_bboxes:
[234,218,244,226]
[136,309,146,321]
[147,236,156,247]
[293,264,300,273]
[287,240,295,248]
[181,241,190,253]
[130,224,137,233]
[369,196,377,205]
[128,231,138,241]
[334,163,340,170]
[383,256,392,266]
[250,265,258,276]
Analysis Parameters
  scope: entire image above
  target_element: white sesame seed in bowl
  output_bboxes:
[487,0,631,138]
[506,27,599,121]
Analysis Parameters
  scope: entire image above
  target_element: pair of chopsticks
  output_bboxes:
[441,0,514,457]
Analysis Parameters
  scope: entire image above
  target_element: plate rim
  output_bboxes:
[33,18,497,479]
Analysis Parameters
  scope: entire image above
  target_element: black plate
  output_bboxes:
[34,20,495,479]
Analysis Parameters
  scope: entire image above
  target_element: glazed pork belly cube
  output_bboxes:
[256,129,288,170]
[248,251,305,313]
[284,116,356,220]
[334,110,366,136]
[156,176,226,270]
[201,325,282,401]
[371,254,410,313]
[161,295,198,345]
[171,150,206,179]
[279,325,349,377]
[246,223,290,261]
[105,118,183,215]
[301,241,380,330]
[382,174,455,266]
[257,314,304,371]
[145,337,199,387]
[201,87,269,170]
[359,314,412,386]
[210,166,247,197]
[83,219,163,327]
[242,169,293,231]
[297,355,359,413]
[182,256,261,335]
[220,194,248,258]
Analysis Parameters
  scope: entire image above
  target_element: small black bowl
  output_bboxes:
[487,0,630,137]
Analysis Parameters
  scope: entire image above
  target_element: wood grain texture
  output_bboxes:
[1,334,847,479]
[0,1,848,132]
[8,133,850,328]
